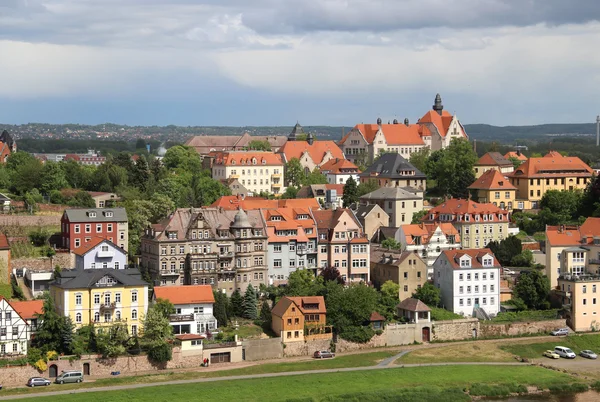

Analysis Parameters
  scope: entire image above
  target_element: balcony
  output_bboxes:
[589,259,600,265]
[97,249,115,258]
[160,270,180,276]
[230,174,240,179]
[99,302,116,310]
[271,173,282,178]
[169,314,195,322]
[218,252,234,258]
[271,182,282,188]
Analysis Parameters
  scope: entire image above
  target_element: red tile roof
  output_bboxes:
[287,296,327,314]
[262,208,317,242]
[418,110,454,138]
[468,169,517,190]
[209,151,283,166]
[10,300,43,320]
[400,223,460,245]
[475,152,513,167]
[440,248,501,269]
[176,334,206,341]
[0,232,9,249]
[72,237,112,256]
[280,141,345,165]
[209,195,320,211]
[425,198,506,219]
[339,123,425,146]
[504,151,527,161]
[319,158,361,174]
[509,152,593,179]
[153,285,215,305]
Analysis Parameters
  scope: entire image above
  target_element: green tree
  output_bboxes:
[280,186,298,199]
[579,174,600,217]
[378,280,400,320]
[284,158,304,188]
[342,177,359,208]
[132,155,150,192]
[162,145,202,172]
[325,282,378,343]
[148,193,175,222]
[409,147,430,174]
[153,298,176,319]
[511,249,534,267]
[539,189,583,224]
[243,284,259,320]
[247,140,272,151]
[10,157,44,195]
[122,199,153,255]
[40,162,69,194]
[259,300,272,328]
[11,275,25,300]
[411,210,427,224]
[230,289,244,317]
[96,322,129,358]
[514,269,550,310]
[412,282,441,308]
[305,168,328,185]
[61,316,76,355]
[507,156,522,170]
[142,304,174,363]
[381,238,401,250]
[320,266,344,284]
[67,191,96,208]
[286,269,325,296]
[213,291,229,327]
[488,236,522,267]
[426,138,478,198]
[33,294,66,353]
[357,179,379,197]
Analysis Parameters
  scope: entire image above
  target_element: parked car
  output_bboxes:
[580,350,598,359]
[55,371,84,384]
[27,377,51,387]
[551,328,570,336]
[314,350,335,359]
[554,346,576,359]
[543,350,560,359]
[503,269,515,275]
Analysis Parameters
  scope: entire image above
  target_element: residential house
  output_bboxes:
[433,249,501,317]
[10,299,43,340]
[209,151,286,196]
[360,187,423,227]
[271,296,328,343]
[185,133,287,156]
[312,209,370,283]
[504,151,527,166]
[319,158,361,185]
[0,193,11,213]
[261,208,318,285]
[210,195,320,211]
[279,136,345,173]
[221,178,250,198]
[397,298,431,324]
[50,240,148,335]
[60,207,129,252]
[141,208,268,295]
[370,248,428,301]
[153,285,217,336]
[0,130,17,163]
[87,192,120,208]
[0,233,10,284]
[398,223,461,276]
[508,151,594,209]
[0,296,29,356]
[474,152,515,179]
[423,199,510,249]
[64,151,106,166]
[296,184,344,209]
[339,94,468,164]
[468,169,517,211]
[354,204,389,241]
[24,269,54,297]
[358,153,427,192]
[545,217,600,288]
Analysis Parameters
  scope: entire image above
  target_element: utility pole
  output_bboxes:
[596,115,599,147]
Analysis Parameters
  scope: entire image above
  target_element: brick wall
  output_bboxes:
[242,338,283,361]
[480,319,566,338]
[12,252,74,271]
[432,318,480,341]
[283,338,332,357]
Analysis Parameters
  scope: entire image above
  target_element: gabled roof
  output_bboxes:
[154,285,215,305]
[319,158,361,174]
[271,296,296,318]
[360,186,421,201]
[0,296,26,322]
[185,134,287,153]
[504,151,527,161]
[440,248,501,269]
[426,198,505,217]
[339,123,426,146]
[359,153,426,180]
[63,207,128,223]
[370,249,421,267]
[418,110,454,138]
[397,298,431,312]
[312,208,360,230]
[545,225,582,246]
[475,152,513,167]
[51,268,147,289]
[509,152,593,179]
[262,207,317,242]
[10,300,44,320]
[72,237,126,257]
[468,169,517,190]
[287,296,326,314]
[369,311,386,322]
[279,141,345,165]
[210,151,283,166]
[400,223,460,246]
[210,195,320,211]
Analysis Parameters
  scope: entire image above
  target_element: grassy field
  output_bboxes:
[430,307,464,321]
[501,334,600,358]
[397,342,515,364]
[0,283,11,298]
[0,351,397,396]
[14,365,580,402]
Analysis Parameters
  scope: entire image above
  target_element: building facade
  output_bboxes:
[0,296,29,356]
[153,285,217,336]
[141,208,268,295]
[354,204,389,242]
[359,187,424,227]
[423,199,509,249]
[279,136,345,173]
[468,169,517,211]
[474,152,515,179]
[185,132,287,156]
[370,249,428,301]
[210,151,286,196]
[61,207,129,252]
[433,249,501,317]
[358,153,427,191]
[319,158,361,185]
[271,296,327,343]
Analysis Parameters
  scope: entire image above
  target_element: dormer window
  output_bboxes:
[232,160,236,165]
[482,257,494,267]
[105,211,113,218]
[271,216,282,221]
[88,211,97,218]
[252,158,257,165]
[465,215,470,222]
[459,255,471,268]
[262,159,266,165]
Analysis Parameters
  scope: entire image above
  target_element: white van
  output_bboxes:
[554,346,576,359]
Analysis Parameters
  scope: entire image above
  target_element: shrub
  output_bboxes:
[339,326,375,343]
[147,342,172,363]
[29,228,51,246]
[34,359,47,372]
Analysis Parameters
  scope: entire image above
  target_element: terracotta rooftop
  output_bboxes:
[509,151,593,179]
[176,334,206,341]
[279,141,345,165]
[468,169,517,190]
[319,158,361,174]
[209,151,284,166]
[425,198,506,218]
[475,152,513,167]
[0,233,9,249]
[72,237,123,257]
[400,223,460,246]
[504,151,527,161]
[210,195,320,211]
[271,296,327,317]
[10,300,44,320]
[339,123,426,146]
[154,285,215,305]
[440,248,501,269]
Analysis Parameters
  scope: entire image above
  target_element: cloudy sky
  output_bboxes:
[1,0,600,126]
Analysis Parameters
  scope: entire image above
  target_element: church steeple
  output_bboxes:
[433,93,444,116]
[288,122,305,141]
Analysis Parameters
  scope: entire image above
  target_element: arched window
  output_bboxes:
[116,311,121,320]
[76,313,82,323]
[132,309,138,320]
[94,312,100,322]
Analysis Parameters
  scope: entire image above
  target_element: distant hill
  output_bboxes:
[464,123,597,142]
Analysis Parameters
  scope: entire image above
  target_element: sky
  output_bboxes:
[1,0,600,127]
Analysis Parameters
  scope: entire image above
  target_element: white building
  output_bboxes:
[319,158,361,185]
[0,296,29,356]
[433,249,501,318]
[398,223,461,277]
[74,237,128,270]
[153,285,218,336]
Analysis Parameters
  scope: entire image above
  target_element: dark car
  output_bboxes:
[27,377,51,387]
[314,350,335,359]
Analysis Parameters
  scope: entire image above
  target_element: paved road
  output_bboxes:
[0,361,528,400]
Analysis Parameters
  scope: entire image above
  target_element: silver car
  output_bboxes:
[580,350,598,359]
[27,377,50,387]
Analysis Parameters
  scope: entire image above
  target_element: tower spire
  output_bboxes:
[433,93,444,116]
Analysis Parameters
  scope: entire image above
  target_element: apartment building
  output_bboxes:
[468,169,517,211]
[370,248,428,301]
[358,153,427,191]
[359,186,423,227]
[140,208,268,295]
[279,135,345,172]
[423,199,509,249]
[508,151,594,209]
[319,158,361,185]
[433,249,501,317]
[61,207,129,252]
[312,209,370,283]
[261,208,318,285]
[209,151,286,196]
[153,285,217,336]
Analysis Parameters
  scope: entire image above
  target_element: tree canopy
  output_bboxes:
[425,138,478,198]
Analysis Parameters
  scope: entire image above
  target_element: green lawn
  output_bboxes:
[15,365,579,402]
[0,351,397,396]
[501,334,600,358]
[430,307,463,321]
[0,283,11,298]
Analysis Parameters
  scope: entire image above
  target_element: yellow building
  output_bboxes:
[50,239,148,335]
[508,151,594,209]
[209,151,286,196]
[468,169,517,211]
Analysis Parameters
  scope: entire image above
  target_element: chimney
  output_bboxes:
[404,118,409,126]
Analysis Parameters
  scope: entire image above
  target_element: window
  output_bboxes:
[483,285,487,292]
[12,326,18,336]
[131,291,138,303]
[114,262,120,270]
[75,238,81,248]
[490,285,495,292]
[467,274,471,280]
[132,309,138,320]
[274,244,282,252]
[75,294,82,305]
[467,298,472,306]
[459,274,464,281]
[85,224,91,233]
[483,273,487,280]
[459,299,464,306]
[403,285,408,292]
[474,273,479,280]
[94,312,100,322]
[459,286,464,294]
[74,224,80,233]
[94,294,100,304]
[403,272,408,279]
[76,313,82,323]
[115,293,121,303]
[490,273,495,280]
[467,286,471,293]
[107,223,113,232]
[490,297,495,305]
[482,297,487,305]
[96,224,102,232]
[583,299,587,305]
